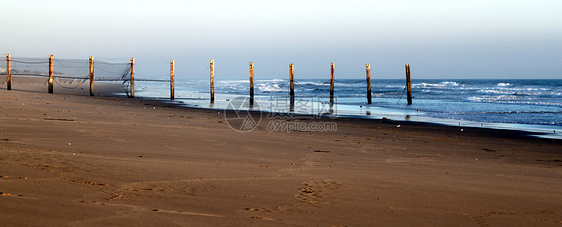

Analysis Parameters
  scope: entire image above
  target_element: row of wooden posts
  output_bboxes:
[211,60,413,105]
[4,54,413,105]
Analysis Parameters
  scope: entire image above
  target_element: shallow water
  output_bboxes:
[134,79,562,139]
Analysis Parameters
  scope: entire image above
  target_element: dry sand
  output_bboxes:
[0,88,561,226]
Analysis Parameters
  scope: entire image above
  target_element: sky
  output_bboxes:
[1,0,561,80]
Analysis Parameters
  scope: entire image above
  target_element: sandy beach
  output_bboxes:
[1,88,561,226]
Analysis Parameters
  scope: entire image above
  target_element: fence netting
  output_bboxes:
[0,57,132,95]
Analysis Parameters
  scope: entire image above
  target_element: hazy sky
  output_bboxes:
[2,0,561,79]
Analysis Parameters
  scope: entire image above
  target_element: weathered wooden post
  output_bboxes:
[366,64,372,104]
[48,55,54,94]
[6,54,11,90]
[170,60,175,100]
[249,62,254,106]
[210,59,215,103]
[130,58,135,98]
[330,63,335,104]
[405,64,412,105]
[289,63,295,106]
[89,56,94,96]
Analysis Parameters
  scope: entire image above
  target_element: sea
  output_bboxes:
[133,79,562,139]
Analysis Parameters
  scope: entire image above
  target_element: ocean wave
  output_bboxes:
[255,79,285,83]
[477,89,511,94]
[469,95,523,100]
[474,89,558,97]
[415,81,460,88]
[467,96,562,106]
[440,81,460,86]
[295,81,329,86]
[257,83,284,93]
[216,80,249,84]
[496,83,513,87]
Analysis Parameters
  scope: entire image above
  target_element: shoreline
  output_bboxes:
[1,89,561,226]
[133,92,562,141]
[138,95,562,142]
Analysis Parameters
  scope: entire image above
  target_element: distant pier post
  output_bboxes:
[210,59,215,103]
[366,64,372,104]
[289,63,295,107]
[330,63,335,104]
[89,56,94,96]
[170,60,175,100]
[249,62,254,106]
[6,54,11,90]
[48,55,54,94]
[130,58,135,98]
[405,64,412,105]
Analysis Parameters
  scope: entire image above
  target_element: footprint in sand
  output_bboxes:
[244,180,345,214]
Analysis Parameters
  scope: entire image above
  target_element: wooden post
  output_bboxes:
[6,54,11,90]
[289,63,295,106]
[330,63,335,104]
[170,60,175,100]
[130,58,135,98]
[48,55,54,94]
[366,64,372,104]
[210,59,214,103]
[89,56,94,96]
[249,62,254,106]
[405,64,412,105]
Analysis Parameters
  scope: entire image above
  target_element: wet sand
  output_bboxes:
[1,88,561,226]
